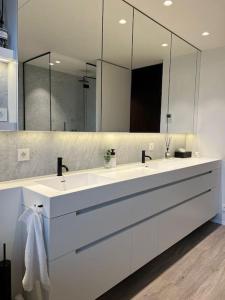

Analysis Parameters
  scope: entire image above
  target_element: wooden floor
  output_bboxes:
[98,222,225,300]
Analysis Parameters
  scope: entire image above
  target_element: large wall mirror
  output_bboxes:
[101,0,133,132]
[131,10,171,133]
[18,0,201,133]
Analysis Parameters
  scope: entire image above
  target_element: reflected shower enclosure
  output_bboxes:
[22,52,97,131]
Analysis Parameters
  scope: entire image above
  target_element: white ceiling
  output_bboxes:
[126,0,225,50]
[27,53,96,77]
[18,0,102,63]
[18,0,224,74]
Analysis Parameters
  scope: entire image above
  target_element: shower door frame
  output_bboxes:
[22,51,52,131]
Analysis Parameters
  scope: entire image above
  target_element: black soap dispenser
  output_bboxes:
[0,243,11,300]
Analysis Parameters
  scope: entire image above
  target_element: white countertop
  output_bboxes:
[0,157,220,197]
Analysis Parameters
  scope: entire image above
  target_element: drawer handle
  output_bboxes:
[75,189,212,254]
[76,171,214,216]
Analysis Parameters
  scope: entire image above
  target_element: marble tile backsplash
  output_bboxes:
[0,132,186,182]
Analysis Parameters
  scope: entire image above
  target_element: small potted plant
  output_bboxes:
[104,149,112,168]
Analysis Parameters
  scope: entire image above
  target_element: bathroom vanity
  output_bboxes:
[21,158,220,300]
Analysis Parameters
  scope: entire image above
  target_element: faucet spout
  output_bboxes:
[62,165,69,172]
[142,150,152,164]
[57,157,69,176]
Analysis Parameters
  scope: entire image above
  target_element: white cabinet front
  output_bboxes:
[49,230,132,300]
[42,161,220,300]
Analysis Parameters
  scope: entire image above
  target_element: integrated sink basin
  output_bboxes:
[33,159,201,193]
[36,173,115,191]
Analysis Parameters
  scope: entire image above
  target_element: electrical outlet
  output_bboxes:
[149,142,155,151]
[17,148,30,162]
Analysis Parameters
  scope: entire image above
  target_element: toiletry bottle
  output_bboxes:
[110,149,117,168]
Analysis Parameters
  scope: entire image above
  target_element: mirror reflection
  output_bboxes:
[131,11,171,133]
[103,0,133,69]
[18,0,200,133]
[168,35,199,133]
[101,0,133,132]
[19,0,102,131]
[23,53,51,131]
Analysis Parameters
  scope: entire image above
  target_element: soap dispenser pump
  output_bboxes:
[110,149,117,168]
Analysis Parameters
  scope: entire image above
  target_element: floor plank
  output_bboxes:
[98,222,225,300]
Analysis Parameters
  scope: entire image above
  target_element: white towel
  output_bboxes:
[19,207,50,292]
[15,294,25,300]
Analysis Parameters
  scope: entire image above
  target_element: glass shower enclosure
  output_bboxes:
[22,52,97,131]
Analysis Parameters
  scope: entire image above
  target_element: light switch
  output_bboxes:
[17,148,30,162]
[0,108,8,122]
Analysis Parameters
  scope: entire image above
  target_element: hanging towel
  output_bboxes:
[15,294,25,300]
[19,207,50,292]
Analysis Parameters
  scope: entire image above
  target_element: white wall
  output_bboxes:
[196,46,225,222]
[168,53,198,133]
[160,53,199,134]
[101,61,131,132]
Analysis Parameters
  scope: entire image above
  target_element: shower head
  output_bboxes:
[78,77,89,89]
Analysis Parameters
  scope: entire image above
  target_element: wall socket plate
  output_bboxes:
[17,148,30,162]
[0,108,8,122]
[149,142,155,151]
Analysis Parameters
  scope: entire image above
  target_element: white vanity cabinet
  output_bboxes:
[49,230,132,300]
[157,189,218,254]
[131,217,158,273]
[22,159,221,300]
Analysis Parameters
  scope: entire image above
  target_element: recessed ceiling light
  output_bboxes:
[119,19,127,25]
[49,62,54,66]
[202,31,210,36]
[161,43,168,47]
[163,0,173,6]
[55,60,61,64]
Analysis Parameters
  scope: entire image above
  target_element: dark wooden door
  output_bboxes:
[130,64,163,132]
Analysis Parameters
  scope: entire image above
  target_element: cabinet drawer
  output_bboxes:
[129,169,219,224]
[48,197,133,260]
[157,189,217,255]
[131,217,158,273]
[47,169,219,260]
[49,230,131,300]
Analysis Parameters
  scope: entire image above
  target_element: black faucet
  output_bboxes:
[142,150,152,164]
[57,157,69,176]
